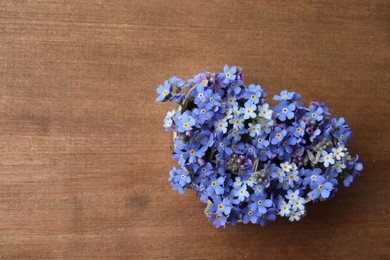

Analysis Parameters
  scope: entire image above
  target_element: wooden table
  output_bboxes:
[0,1,389,258]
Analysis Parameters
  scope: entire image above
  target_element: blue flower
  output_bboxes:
[169,94,185,104]
[273,90,294,101]
[253,133,270,149]
[271,127,287,145]
[186,143,208,164]
[258,209,277,227]
[291,196,305,211]
[248,123,261,137]
[190,84,206,105]
[243,84,263,103]
[227,80,243,95]
[249,193,273,214]
[310,176,333,200]
[175,111,196,132]
[222,65,237,84]
[302,168,322,187]
[278,200,291,217]
[204,89,222,111]
[307,104,324,121]
[155,80,172,102]
[168,167,191,194]
[209,213,228,228]
[274,100,296,121]
[233,184,250,202]
[214,119,228,133]
[206,175,225,196]
[334,127,352,145]
[280,135,297,155]
[216,136,233,155]
[210,196,232,216]
[288,121,305,138]
[229,114,245,130]
[319,150,335,167]
[242,208,260,224]
[332,117,345,128]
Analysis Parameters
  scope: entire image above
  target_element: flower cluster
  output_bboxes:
[156,65,362,228]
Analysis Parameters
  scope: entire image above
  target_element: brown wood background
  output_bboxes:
[0,0,389,259]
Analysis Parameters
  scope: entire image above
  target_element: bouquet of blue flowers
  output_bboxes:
[156,65,362,228]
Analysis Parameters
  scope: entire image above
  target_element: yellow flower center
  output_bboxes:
[201,80,208,86]
[318,184,323,190]
[226,72,231,78]
[276,133,282,139]
[218,204,224,210]
[312,113,316,118]
[211,181,217,187]
[190,150,195,155]
[183,123,189,128]
[163,90,168,95]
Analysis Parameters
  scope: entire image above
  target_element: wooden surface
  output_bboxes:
[0,0,389,259]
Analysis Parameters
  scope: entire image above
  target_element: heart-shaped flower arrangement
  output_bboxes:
[156,65,362,228]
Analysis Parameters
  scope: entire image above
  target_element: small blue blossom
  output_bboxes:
[310,176,333,200]
[274,101,296,121]
[288,121,305,138]
[271,127,287,145]
[168,167,191,194]
[175,111,196,133]
[273,90,294,101]
[155,80,172,102]
[307,104,324,121]
[249,194,273,214]
[210,196,232,216]
[222,65,237,84]
[319,150,335,167]
[206,175,225,196]
[233,184,250,202]
[240,101,257,119]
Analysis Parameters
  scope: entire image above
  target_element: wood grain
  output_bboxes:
[0,0,389,259]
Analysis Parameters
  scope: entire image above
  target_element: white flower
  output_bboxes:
[319,151,335,167]
[281,161,292,172]
[258,103,272,120]
[279,201,291,217]
[332,146,346,160]
[289,211,302,222]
